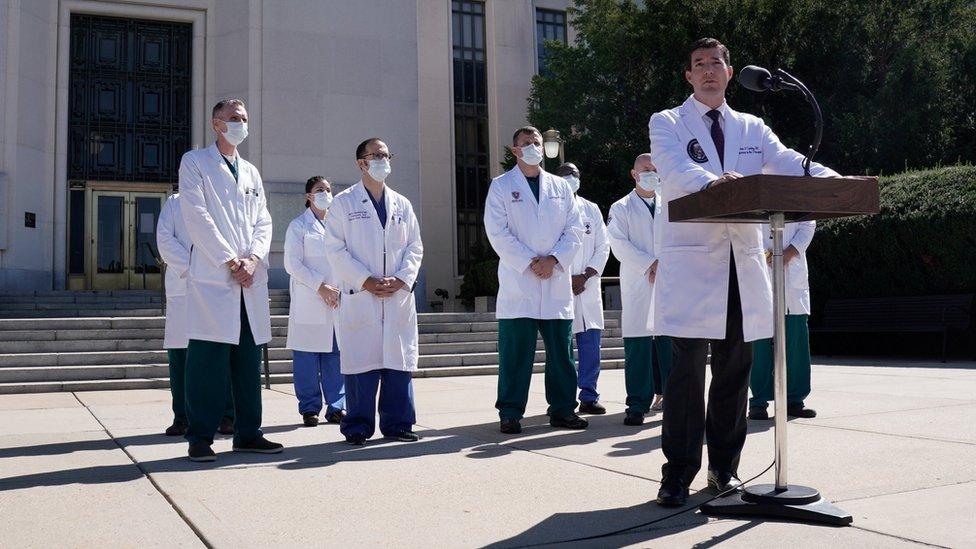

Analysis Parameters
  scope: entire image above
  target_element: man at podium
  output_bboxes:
[648,37,839,507]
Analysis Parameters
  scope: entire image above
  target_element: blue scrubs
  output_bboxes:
[575,328,602,403]
[340,187,416,439]
[340,369,416,438]
[292,332,345,416]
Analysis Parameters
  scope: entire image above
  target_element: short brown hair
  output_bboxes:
[512,126,542,146]
[687,38,730,69]
[212,99,246,119]
[356,138,384,160]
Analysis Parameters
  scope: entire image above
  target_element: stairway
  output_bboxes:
[0,291,624,394]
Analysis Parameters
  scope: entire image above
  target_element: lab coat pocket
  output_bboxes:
[395,289,417,328]
[189,251,230,285]
[340,290,380,330]
[304,233,327,257]
[548,271,573,303]
[292,282,331,325]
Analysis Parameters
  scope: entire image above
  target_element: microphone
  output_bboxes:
[738,65,798,92]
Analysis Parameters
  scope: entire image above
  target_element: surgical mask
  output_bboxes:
[312,191,333,210]
[519,144,544,166]
[220,121,248,146]
[637,171,660,192]
[367,158,391,182]
[565,175,580,193]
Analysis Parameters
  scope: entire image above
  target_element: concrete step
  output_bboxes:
[0,358,627,393]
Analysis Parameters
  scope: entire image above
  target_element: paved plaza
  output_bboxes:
[1,359,974,548]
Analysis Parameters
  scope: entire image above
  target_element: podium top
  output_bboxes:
[668,174,880,224]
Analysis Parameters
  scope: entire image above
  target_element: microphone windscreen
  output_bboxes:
[739,65,772,92]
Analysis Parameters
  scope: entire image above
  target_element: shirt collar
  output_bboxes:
[691,95,729,121]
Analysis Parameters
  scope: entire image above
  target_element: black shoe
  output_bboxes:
[188,442,216,462]
[346,434,368,446]
[624,411,644,426]
[578,401,607,415]
[302,413,319,427]
[325,410,345,424]
[788,403,817,418]
[500,419,522,434]
[748,407,770,420]
[550,414,588,430]
[386,431,421,442]
[165,421,187,437]
[232,436,284,454]
[217,416,235,435]
[656,481,689,507]
[707,469,743,494]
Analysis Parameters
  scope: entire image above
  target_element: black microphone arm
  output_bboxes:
[739,66,823,176]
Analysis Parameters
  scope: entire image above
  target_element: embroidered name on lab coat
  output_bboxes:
[739,146,761,155]
[348,211,371,221]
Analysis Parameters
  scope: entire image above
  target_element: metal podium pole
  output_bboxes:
[700,211,852,525]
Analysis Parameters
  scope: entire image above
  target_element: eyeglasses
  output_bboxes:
[361,152,394,161]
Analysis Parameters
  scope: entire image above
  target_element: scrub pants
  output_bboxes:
[496,318,577,421]
[625,335,674,413]
[575,328,602,403]
[292,333,346,416]
[167,348,234,424]
[340,369,415,439]
[185,300,264,447]
[750,314,812,409]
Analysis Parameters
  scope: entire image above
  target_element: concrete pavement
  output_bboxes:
[1,359,974,548]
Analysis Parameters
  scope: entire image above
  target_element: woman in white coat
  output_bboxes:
[324,138,424,446]
[156,194,234,437]
[556,163,610,415]
[284,176,346,427]
[749,220,817,420]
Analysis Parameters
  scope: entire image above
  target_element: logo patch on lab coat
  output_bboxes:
[584,221,592,234]
[511,191,522,203]
[687,139,708,163]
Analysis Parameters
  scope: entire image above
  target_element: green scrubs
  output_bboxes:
[624,336,673,413]
[167,348,234,425]
[185,298,263,446]
[496,318,578,420]
[750,314,812,409]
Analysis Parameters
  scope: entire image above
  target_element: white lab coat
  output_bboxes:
[570,196,609,333]
[323,182,423,375]
[484,167,584,320]
[284,208,339,352]
[156,194,190,350]
[608,190,661,338]
[648,95,838,341]
[178,143,273,346]
[763,221,815,316]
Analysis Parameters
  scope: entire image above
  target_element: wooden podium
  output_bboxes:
[668,174,879,526]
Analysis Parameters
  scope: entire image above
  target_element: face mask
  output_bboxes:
[367,158,391,182]
[565,175,580,193]
[637,171,660,192]
[519,144,544,166]
[220,121,248,146]
[312,191,333,210]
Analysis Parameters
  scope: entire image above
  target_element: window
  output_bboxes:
[452,1,489,274]
[536,9,567,76]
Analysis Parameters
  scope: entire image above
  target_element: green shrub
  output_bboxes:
[807,165,976,315]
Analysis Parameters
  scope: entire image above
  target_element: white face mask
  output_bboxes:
[220,121,248,146]
[367,158,391,182]
[565,175,580,193]
[312,191,333,211]
[519,144,544,166]
[637,171,660,192]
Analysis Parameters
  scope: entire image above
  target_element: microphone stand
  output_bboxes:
[772,68,823,176]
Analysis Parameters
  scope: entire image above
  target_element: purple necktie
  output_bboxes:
[707,109,724,169]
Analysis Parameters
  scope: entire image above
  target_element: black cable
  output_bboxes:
[534,460,777,546]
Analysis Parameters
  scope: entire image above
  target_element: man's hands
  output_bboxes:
[530,255,559,279]
[363,276,407,298]
[707,171,744,189]
[572,267,599,295]
[766,245,800,266]
[647,259,659,284]
[227,256,258,288]
[317,283,340,308]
